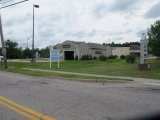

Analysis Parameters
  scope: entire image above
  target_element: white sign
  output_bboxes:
[140,34,148,64]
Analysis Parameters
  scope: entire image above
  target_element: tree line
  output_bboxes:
[0,40,50,59]
[103,42,140,47]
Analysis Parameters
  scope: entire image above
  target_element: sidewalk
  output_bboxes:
[21,68,160,82]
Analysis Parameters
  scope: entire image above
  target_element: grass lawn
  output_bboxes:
[4,59,160,79]
[0,67,129,81]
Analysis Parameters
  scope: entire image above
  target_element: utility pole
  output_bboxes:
[0,0,29,69]
[0,14,7,68]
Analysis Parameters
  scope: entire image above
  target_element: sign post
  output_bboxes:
[139,33,151,71]
[50,47,60,69]
[140,34,148,64]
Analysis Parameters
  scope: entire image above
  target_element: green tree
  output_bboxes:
[5,40,23,59]
[39,46,50,58]
[23,48,32,58]
[148,20,160,56]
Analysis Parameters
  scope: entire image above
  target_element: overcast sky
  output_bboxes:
[0,0,160,48]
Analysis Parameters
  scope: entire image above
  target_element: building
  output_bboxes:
[112,47,130,57]
[54,40,112,60]
[130,45,140,56]
[112,45,140,57]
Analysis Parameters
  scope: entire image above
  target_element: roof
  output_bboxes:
[67,40,84,45]
[53,44,61,49]
[87,43,106,50]
[130,45,140,50]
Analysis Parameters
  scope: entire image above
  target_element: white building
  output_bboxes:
[54,40,112,60]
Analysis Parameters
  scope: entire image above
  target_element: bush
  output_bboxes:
[93,56,97,60]
[126,55,136,63]
[99,55,107,61]
[108,55,117,59]
[75,55,78,61]
[81,55,84,60]
[88,55,93,60]
[81,54,93,60]
[120,55,126,59]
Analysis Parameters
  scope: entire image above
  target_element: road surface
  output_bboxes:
[0,71,160,120]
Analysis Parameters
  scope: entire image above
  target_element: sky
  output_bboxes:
[0,0,160,48]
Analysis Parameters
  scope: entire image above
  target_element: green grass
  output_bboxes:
[2,59,160,79]
[0,67,129,81]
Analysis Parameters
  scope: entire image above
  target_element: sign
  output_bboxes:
[50,48,60,68]
[140,34,148,64]
[62,45,70,48]
[51,50,60,62]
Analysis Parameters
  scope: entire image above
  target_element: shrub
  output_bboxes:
[108,55,117,59]
[88,55,93,60]
[126,55,136,63]
[93,56,97,60]
[120,55,126,59]
[84,55,88,60]
[81,54,92,60]
[81,55,84,60]
[99,55,107,61]
[75,55,78,61]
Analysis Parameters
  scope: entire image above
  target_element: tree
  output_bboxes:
[5,40,23,59]
[148,20,160,56]
[23,48,32,58]
[126,55,136,63]
[39,46,50,58]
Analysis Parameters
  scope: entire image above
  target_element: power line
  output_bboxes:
[0,0,29,10]
[0,0,14,5]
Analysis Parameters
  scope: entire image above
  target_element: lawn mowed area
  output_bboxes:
[6,59,160,79]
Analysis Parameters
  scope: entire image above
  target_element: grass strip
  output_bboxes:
[0,67,130,82]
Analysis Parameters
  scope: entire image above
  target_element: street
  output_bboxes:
[0,71,160,120]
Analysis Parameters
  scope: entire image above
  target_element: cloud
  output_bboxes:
[144,2,160,19]
[92,4,109,18]
[65,30,97,39]
[110,0,137,12]
[136,29,147,37]
[1,0,160,48]
[4,13,32,27]
[92,0,142,19]
[38,28,55,38]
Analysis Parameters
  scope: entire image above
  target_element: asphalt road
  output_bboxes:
[0,71,160,120]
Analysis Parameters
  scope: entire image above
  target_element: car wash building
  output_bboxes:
[54,40,112,60]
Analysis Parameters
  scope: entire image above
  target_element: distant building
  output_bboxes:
[54,40,112,60]
[112,47,130,57]
[112,45,140,57]
[130,45,140,56]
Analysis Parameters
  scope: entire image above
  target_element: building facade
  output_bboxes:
[112,47,130,57]
[54,40,112,60]
[112,45,140,57]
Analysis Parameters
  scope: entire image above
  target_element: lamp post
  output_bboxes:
[31,4,39,64]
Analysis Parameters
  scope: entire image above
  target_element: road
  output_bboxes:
[0,71,160,120]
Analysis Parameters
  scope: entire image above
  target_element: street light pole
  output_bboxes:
[31,4,39,64]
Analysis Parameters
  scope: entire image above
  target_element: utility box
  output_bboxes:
[138,64,151,71]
